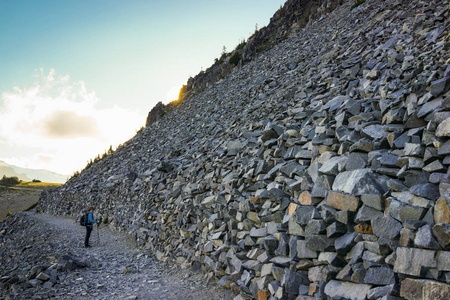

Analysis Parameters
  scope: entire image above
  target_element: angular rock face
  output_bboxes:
[36,0,450,299]
[145,101,168,126]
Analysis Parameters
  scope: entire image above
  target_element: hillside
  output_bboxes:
[35,0,450,299]
[0,160,68,184]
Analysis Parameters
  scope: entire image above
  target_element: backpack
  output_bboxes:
[80,213,89,226]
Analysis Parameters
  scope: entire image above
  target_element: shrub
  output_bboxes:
[351,0,366,10]
[0,176,20,186]
[235,40,246,51]
[229,52,241,66]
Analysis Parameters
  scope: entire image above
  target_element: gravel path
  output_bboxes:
[0,212,226,299]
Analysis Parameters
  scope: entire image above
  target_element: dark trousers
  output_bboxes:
[85,225,93,247]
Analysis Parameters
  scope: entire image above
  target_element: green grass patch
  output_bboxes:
[351,0,366,10]
[1,176,61,190]
[16,181,61,190]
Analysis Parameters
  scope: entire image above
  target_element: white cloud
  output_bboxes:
[0,69,146,175]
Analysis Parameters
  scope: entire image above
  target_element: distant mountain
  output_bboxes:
[0,161,68,184]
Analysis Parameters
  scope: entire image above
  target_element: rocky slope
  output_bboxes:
[177,0,344,104]
[36,0,449,299]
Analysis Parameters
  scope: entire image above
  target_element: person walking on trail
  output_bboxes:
[85,206,99,248]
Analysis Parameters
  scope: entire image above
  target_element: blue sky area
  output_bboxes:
[0,0,285,176]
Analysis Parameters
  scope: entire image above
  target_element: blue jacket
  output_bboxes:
[87,212,99,227]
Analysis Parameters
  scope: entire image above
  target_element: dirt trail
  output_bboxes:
[0,212,226,299]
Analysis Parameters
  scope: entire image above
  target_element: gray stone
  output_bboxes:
[409,183,440,201]
[423,160,445,173]
[305,219,327,235]
[288,214,305,236]
[319,155,348,175]
[296,239,317,259]
[387,179,409,192]
[388,199,426,222]
[404,143,424,156]
[296,206,320,225]
[436,251,450,272]
[432,223,450,249]
[346,152,368,171]
[305,235,334,252]
[349,138,374,152]
[404,220,428,230]
[231,255,243,273]
[335,210,355,225]
[326,221,347,238]
[355,205,383,222]
[361,194,384,211]
[414,225,441,249]
[280,161,304,177]
[310,175,328,198]
[417,98,443,118]
[308,265,333,282]
[270,256,292,267]
[391,191,432,208]
[242,260,261,272]
[288,236,298,259]
[268,280,283,298]
[260,263,274,277]
[368,285,395,299]
[364,266,395,285]
[321,204,338,222]
[394,247,436,276]
[430,77,450,97]
[324,280,371,300]
[404,172,430,187]
[335,232,357,255]
[332,168,386,195]
[362,124,389,140]
[349,265,366,284]
[436,117,450,137]
[394,132,410,148]
[249,227,267,237]
[380,153,399,167]
[263,236,279,255]
[268,188,289,202]
[36,272,50,281]
[372,215,402,240]
[261,129,279,142]
[281,268,309,294]
[438,140,450,155]
[275,233,290,256]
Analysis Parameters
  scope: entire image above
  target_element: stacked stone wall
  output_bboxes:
[38,0,450,299]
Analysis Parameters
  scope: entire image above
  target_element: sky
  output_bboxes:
[0,0,285,177]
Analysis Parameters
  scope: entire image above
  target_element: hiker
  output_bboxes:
[84,206,99,248]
